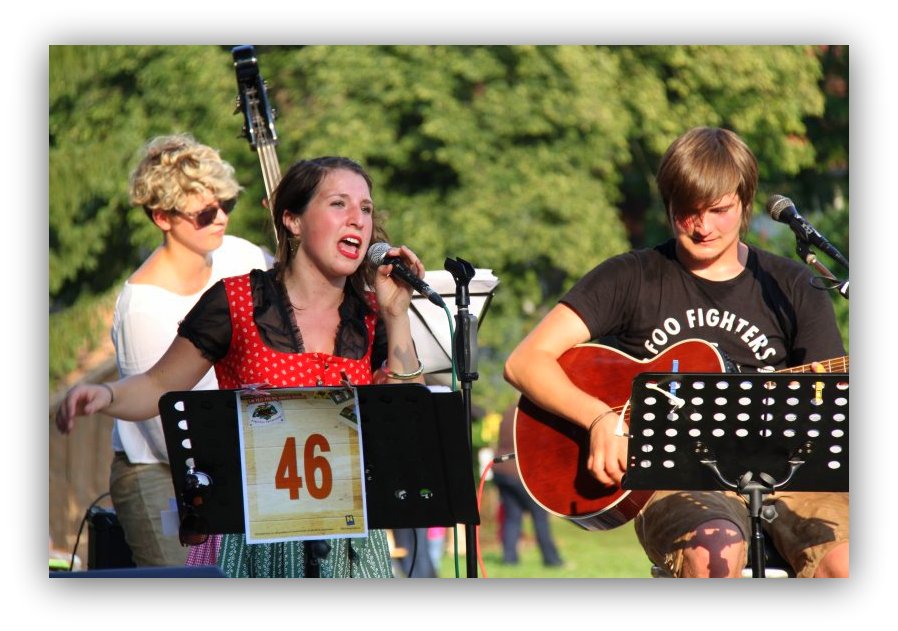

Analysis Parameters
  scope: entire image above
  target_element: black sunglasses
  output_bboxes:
[178,466,213,546]
[171,197,237,229]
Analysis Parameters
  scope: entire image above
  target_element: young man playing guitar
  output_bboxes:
[504,127,849,578]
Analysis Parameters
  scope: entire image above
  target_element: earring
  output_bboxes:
[288,234,301,257]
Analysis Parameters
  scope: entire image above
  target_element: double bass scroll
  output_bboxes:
[232,45,282,244]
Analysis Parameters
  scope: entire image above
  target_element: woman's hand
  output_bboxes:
[370,244,426,384]
[55,383,113,435]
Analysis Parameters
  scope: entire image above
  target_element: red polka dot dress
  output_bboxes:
[187,273,393,577]
[215,274,376,391]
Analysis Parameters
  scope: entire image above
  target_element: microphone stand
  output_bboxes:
[795,240,849,300]
[444,257,479,578]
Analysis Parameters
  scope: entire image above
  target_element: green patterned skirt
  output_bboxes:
[217,530,394,578]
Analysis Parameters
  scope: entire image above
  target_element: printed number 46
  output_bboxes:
[275,434,333,500]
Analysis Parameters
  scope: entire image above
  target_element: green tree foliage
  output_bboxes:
[49,45,250,306]
[613,45,826,245]
[749,45,849,351]
[49,45,847,410]
[261,46,633,399]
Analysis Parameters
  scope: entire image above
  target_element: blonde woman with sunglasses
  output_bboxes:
[105,134,269,567]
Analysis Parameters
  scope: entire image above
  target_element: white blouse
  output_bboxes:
[110,236,270,463]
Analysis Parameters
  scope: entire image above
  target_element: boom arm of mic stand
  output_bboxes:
[796,241,849,301]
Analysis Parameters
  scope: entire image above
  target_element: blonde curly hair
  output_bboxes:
[129,134,242,219]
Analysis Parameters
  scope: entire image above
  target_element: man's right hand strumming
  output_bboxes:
[586,408,628,487]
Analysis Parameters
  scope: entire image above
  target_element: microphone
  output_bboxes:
[766,195,849,269]
[366,242,446,307]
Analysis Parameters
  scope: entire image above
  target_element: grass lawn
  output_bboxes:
[435,489,651,579]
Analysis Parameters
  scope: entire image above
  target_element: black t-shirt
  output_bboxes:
[561,240,845,372]
[178,268,388,371]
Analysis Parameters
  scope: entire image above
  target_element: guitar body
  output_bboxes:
[514,338,726,531]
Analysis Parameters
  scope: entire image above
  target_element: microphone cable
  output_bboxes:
[65,491,112,572]
[440,302,461,576]
[474,457,496,578]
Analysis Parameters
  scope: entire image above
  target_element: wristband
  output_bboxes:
[100,383,115,406]
[381,359,424,380]
[588,409,616,434]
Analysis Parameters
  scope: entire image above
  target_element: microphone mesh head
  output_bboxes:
[766,194,792,220]
[366,242,391,266]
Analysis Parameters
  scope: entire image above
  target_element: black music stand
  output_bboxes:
[623,372,849,577]
[158,384,479,568]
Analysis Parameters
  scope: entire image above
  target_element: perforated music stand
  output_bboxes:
[623,372,848,577]
[158,384,479,545]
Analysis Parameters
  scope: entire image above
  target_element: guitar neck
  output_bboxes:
[778,356,850,374]
[614,353,851,422]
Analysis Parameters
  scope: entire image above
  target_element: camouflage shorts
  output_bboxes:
[634,490,848,578]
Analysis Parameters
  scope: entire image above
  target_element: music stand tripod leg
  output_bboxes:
[741,480,773,578]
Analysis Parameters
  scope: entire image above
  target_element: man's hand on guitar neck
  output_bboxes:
[586,408,628,487]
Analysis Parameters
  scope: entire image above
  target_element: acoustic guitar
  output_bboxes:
[513,338,849,531]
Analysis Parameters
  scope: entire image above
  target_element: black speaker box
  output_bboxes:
[87,506,135,570]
